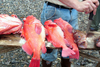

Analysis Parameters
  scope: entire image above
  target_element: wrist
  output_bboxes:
[59,0,80,9]
[71,1,80,10]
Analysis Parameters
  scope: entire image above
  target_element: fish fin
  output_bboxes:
[64,39,72,48]
[29,58,40,67]
[22,41,33,55]
[69,49,79,59]
[41,42,47,54]
[35,23,42,34]
[62,48,75,57]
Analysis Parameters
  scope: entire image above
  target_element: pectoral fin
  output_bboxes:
[22,41,33,55]
[35,23,42,35]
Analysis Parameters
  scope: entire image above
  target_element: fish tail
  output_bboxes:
[69,50,79,59]
[62,47,75,57]
[29,58,40,67]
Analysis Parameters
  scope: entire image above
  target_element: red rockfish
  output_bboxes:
[54,18,79,59]
[0,14,22,34]
[21,15,47,67]
[44,20,75,57]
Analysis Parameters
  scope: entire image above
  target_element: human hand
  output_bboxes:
[85,0,99,15]
[59,0,99,15]
[75,0,99,15]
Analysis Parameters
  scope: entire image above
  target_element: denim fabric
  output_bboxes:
[41,49,58,62]
[41,2,78,62]
[41,2,78,29]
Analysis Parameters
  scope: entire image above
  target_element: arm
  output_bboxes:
[59,0,99,15]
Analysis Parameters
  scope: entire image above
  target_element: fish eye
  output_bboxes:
[78,36,80,38]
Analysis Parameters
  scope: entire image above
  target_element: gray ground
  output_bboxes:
[0,0,100,67]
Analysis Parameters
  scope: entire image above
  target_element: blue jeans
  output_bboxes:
[41,2,78,62]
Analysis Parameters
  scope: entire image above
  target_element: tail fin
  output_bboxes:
[69,44,79,59]
[29,58,40,67]
[69,50,79,59]
[62,47,75,57]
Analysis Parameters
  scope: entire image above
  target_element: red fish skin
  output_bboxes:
[44,20,75,57]
[22,15,47,67]
[54,18,79,59]
[0,14,22,34]
[53,18,73,33]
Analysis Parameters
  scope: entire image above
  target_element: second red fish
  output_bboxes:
[44,20,75,57]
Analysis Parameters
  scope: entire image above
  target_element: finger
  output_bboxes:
[89,3,94,12]
[88,0,95,12]
[93,8,97,15]
[90,1,97,15]
[92,0,99,7]
[83,1,90,12]
[85,2,93,14]
[85,9,90,14]
[95,1,99,7]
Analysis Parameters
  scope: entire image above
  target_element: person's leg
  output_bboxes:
[42,59,52,67]
[42,48,53,67]
[61,57,71,67]
[69,9,78,30]
[59,49,71,67]
[90,0,100,31]
[41,2,58,67]
[41,49,58,67]
[41,2,56,25]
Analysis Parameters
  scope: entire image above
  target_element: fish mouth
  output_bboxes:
[78,41,87,49]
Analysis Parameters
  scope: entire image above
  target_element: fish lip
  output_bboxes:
[78,41,87,48]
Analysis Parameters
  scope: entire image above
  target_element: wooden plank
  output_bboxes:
[79,51,100,62]
[86,31,100,49]
[0,34,25,47]
[0,31,100,49]
[0,32,100,62]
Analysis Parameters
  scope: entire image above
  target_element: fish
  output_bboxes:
[44,20,75,57]
[21,15,47,67]
[54,18,79,59]
[73,30,87,48]
[0,14,22,34]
